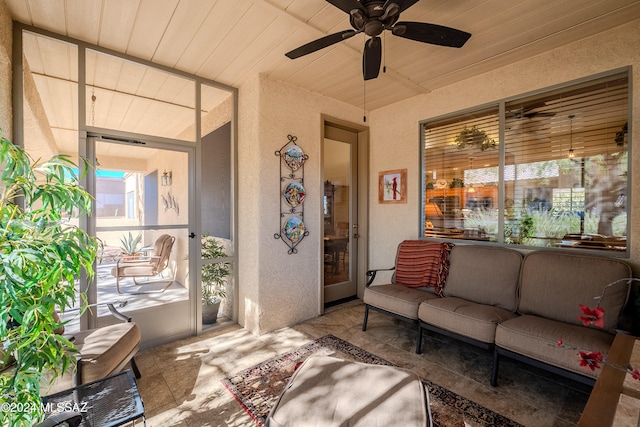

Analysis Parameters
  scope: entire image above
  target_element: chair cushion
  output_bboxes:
[152,234,175,270]
[73,322,141,383]
[518,251,632,332]
[393,240,453,295]
[267,355,430,427]
[111,263,156,278]
[364,284,438,320]
[443,245,522,311]
[419,297,518,344]
[495,315,615,379]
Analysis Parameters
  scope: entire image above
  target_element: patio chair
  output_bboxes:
[110,234,176,294]
[34,304,142,426]
[53,303,142,386]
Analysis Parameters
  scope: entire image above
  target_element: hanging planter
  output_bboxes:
[455,125,496,151]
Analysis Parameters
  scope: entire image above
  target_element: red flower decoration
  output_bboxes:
[556,339,563,347]
[579,351,603,371]
[578,304,605,329]
[633,369,640,381]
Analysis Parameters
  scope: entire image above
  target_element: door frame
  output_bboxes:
[82,129,197,348]
[320,116,369,312]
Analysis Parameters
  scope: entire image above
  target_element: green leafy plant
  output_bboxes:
[119,231,143,256]
[201,235,231,305]
[449,178,464,188]
[0,130,98,426]
[463,209,498,239]
[519,213,535,243]
[455,125,497,151]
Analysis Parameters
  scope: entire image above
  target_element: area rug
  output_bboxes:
[221,334,523,427]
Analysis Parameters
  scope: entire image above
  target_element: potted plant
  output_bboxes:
[449,178,464,188]
[0,130,98,425]
[454,125,496,151]
[119,231,143,261]
[201,235,231,324]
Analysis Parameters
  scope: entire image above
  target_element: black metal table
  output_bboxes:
[42,370,145,427]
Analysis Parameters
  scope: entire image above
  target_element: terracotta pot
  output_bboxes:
[122,253,141,262]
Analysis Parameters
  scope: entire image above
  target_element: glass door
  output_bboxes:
[88,135,195,346]
[323,126,358,304]
[17,28,237,345]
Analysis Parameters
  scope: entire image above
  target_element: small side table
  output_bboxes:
[578,333,639,427]
[42,370,145,427]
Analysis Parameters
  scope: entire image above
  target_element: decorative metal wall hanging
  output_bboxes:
[274,135,309,253]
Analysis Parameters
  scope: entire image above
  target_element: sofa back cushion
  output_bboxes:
[518,251,632,332]
[443,245,523,311]
[392,240,453,295]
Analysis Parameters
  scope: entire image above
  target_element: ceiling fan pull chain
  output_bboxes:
[363,80,367,123]
[383,31,387,74]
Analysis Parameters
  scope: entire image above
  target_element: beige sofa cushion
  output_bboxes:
[363,284,438,320]
[443,245,523,311]
[419,297,518,343]
[267,355,429,427]
[73,322,141,383]
[495,315,615,379]
[518,251,632,332]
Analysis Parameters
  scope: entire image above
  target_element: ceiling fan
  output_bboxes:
[285,0,472,80]
[506,103,557,120]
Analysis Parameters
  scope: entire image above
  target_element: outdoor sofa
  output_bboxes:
[363,240,633,386]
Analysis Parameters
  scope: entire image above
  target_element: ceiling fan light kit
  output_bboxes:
[285,0,471,81]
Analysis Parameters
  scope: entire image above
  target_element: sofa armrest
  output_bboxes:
[365,267,395,287]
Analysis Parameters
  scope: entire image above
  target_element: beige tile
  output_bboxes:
[138,372,176,413]
[135,300,591,427]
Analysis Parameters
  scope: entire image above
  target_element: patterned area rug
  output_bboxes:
[221,334,523,427]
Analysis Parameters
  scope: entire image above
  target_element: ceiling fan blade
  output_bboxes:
[363,36,382,80]
[326,0,366,15]
[285,30,358,59]
[392,22,471,48]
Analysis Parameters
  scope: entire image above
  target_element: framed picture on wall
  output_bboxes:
[378,169,407,204]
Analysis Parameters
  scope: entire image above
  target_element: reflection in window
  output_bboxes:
[126,191,135,219]
[423,107,499,241]
[422,71,629,253]
[95,170,126,217]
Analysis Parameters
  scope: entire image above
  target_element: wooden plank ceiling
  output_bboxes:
[6,0,640,154]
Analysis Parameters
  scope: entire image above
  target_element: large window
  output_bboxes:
[421,70,629,253]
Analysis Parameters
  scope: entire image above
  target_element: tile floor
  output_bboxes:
[134,299,592,426]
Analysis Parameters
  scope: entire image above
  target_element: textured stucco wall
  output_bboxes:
[238,74,362,335]
[0,0,11,137]
[368,18,640,275]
